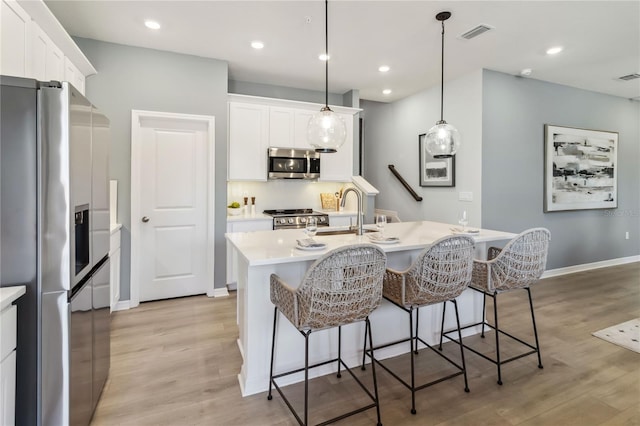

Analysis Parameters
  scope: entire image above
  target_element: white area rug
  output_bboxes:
[592,318,640,354]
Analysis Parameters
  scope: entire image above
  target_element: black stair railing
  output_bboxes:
[388,165,423,202]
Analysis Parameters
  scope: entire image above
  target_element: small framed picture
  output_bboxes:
[419,133,455,187]
[544,125,618,212]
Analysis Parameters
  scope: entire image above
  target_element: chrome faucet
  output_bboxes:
[340,187,363,235]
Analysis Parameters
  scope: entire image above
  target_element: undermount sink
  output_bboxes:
[315,228,377,236]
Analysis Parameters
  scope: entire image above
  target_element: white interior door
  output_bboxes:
[133,113,213,302]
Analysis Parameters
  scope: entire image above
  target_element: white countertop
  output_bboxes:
[226,220,516,267]
[226,213,272,222]
[227,211,358,221]
[0,286,26,311]
[323,210,358,216]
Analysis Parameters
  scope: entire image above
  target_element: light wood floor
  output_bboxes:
[91,262,640,426]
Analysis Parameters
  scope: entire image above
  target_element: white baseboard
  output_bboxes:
[212,287,230,298]
[542,255,640,279]
[113,300,131,311]
[227,282,237,291]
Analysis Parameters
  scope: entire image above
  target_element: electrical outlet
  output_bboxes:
[625,231,630,240]
[458,191,473,202]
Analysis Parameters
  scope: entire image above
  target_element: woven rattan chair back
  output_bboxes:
[296,244,386,331]
[483,228,550,292]
[387,235,475,307]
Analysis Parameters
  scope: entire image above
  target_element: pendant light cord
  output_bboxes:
[440,19,445,122]
[325,0,329,108]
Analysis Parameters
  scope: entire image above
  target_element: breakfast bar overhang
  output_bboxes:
[226,220,516,397]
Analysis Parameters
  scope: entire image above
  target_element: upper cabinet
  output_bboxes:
[64,56,85,94]
[31,22,64,82]
[0,0,95,95]
[228,94,360,182]
[319,113,354,182]
[228,102,269,181]
[268,107,296,148]
[269,107,315,150]
[1,0,31,78]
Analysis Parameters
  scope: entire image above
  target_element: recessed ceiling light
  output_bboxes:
[382,89,392,95]
[378,65,390,73]
[520,68,532,76]
[251,41,264,50]
[144,20,160,30]
[546,46,563,55]
[318,53,330,61]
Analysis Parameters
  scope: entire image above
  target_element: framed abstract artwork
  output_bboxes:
[544,124,618,212]
[419,133,455,187]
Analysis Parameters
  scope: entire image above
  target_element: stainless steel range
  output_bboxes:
[264,209,330,230]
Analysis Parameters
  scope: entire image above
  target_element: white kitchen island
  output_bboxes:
[226,220,515,396]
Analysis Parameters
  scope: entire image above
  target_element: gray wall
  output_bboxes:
[361,70,484,226]
[75,37,229,299]
[362,68,639,270]
[482,70,640,269]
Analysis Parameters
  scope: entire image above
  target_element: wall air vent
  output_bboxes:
[618,73,640,81]
[459,24,494,40]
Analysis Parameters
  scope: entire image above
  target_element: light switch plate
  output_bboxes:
[459,191,473,202]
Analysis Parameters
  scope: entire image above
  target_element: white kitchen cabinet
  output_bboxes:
[319,113,354,182]
[269,107,295,148]
[64,56,85,94]
[1,351,16,426]
[1,0,32,78]
[228,102,269,181]
[31,22,65,82]
[269,107,315,149]
[293,110,315,149]
[1,0,91,95]
[0,287,25,426]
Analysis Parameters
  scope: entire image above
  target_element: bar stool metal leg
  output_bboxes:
[304,330,311,426]
[366,318,383,426]
[268,307,278,401]
[527,287,544,369]
[361,320,368,371]
[414,308,420,354]
[492,293,502,385]
[453,300,470,393]
[409,307,416,415]
[481,293,487,338]
[438,302,447,350]
[337,326,342,378]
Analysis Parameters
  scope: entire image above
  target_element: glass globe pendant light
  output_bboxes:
[425,11,461,158]
[307,0,346,153]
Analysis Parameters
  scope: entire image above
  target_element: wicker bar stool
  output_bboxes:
[362,235,475,415]
[268,244,387,426]
[441,228,550,385]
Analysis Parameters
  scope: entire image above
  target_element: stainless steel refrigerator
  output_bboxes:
[1,76,111,426]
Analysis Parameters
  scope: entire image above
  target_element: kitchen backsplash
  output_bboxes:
[228,180,358,212]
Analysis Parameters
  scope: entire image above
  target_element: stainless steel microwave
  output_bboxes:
[268,147,320,179]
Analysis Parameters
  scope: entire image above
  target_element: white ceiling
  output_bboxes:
[45,0,640,103]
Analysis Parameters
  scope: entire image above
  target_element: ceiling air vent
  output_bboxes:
[618,73,640,81]
[459,24,493,40]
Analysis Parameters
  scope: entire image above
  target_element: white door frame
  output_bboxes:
[130,110,216,308]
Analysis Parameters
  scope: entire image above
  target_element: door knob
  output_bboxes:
[142,216,150,223]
